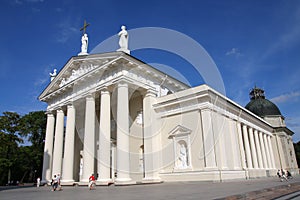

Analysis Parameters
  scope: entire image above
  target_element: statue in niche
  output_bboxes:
[178,143,188,168]
[49,69,57,81]
[117,25,130,54]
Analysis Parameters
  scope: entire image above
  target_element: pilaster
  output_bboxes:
[142,89,162,183]
[200,108,217,169]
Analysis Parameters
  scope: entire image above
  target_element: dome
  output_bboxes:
[245,87,281,117]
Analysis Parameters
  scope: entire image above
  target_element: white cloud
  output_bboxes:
[56,18,78,43]
[13,0,44,4]
[270,91,300,104]
[225,48,242,57]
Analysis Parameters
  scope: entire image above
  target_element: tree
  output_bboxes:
[0,112,22,185]
[19,111,47,182]
[0,111,47,185]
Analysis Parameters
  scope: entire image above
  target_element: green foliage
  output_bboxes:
[0,111,46,185]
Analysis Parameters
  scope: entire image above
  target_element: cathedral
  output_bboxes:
[39,26,298,185]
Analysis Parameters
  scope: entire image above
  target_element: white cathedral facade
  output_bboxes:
[39,27,298,186]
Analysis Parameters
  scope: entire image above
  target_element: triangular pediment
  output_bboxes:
[168,125,192,138]
[39,51,190,102]
[39,52,124,101]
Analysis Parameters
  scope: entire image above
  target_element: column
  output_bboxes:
[143,90,161,183]
[248,127,258,169]
[259,132,267,168]
[97,89,112,184]
[267,135,275,169]
[242,125,253,168]
[61,104,76,184]
[115,82,132,184]
[52,109,65,176]
[42,111,55,183]
[264,134,271,168]
[229,120,240,169]
[254,130,263,168]
[81,95,96,183]
[200,109,217,168]
[237,122,246,169]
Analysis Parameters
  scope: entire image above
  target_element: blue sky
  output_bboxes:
[0,0,300,141]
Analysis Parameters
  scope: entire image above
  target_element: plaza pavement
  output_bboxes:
[1,176,300,200]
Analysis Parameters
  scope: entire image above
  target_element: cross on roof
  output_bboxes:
[80,20,90,34]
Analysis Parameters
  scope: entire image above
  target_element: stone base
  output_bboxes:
[160,169,247,182]
[117,49,130,54]
[114,178,136,186]
[78,52,89,56]
[41,180,50,186]
[60,180,75,186]
[142,177,163,184]
[96,179,113,186]
[78,180,89,186]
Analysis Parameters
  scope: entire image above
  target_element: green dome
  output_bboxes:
[245,87,281,117]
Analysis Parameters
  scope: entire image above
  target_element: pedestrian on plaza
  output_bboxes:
[57,173,62,191]
[286,170,293,179]
[280,169,288,182]
[37,177,40,187]
[88,174,96,190]
[51,175,58,191]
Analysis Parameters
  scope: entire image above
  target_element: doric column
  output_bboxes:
[259,132,267,168]
[97,89,112,184]
[52,109,65,176]
[115,82,132,184]
[264,134,271,168]
[267,135,275,169]
[237,122,246,169]
[248,127,258,169]
[81,95,96,183]
[254,130,263,168]
[200,108,217,168]
[242,125,253,168]
[142,89,161,183]
[61,104,76,184]
[42,111,55,183]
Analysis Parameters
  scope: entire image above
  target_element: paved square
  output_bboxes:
[1,176,299,200]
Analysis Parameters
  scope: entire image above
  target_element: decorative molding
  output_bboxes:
[59,64,99,87]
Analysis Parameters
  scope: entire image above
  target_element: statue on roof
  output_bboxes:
[117,25,130,54]
[50,69,57,81]
[78,20,90,56]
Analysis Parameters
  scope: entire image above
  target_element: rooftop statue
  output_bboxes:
[50,69,57,81]
[78,20,90,56]
[117,25,130,54]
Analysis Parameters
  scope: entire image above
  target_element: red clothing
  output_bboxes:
[89,175,95,181]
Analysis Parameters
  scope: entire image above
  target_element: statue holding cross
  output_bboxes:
[78,20,90,56]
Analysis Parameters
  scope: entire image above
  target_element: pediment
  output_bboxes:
[168,125,192,138]
[39,51,190,102]
[39,52,124,101]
